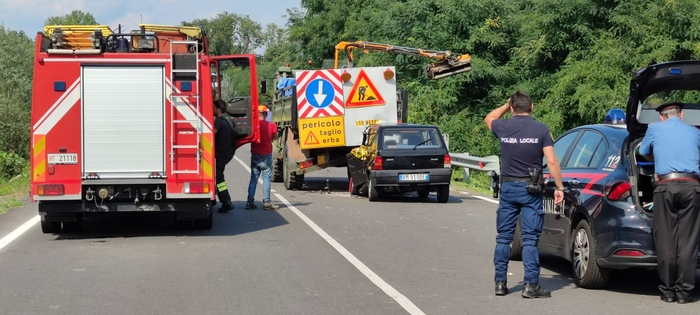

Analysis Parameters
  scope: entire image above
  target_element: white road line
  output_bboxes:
[0,215,39,252]
[234,156,426,315]
[472,195,499,205]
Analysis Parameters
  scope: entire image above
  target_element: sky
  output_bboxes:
[0,0,301,37]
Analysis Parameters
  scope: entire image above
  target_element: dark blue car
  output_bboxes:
[510,61,700,289]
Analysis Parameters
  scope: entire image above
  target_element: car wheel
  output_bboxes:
[571,220,611,289]
[436,185,449,203]
[509,215,523,261]
[367,176,380,201]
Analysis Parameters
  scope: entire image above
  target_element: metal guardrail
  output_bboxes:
[450,152,501,198]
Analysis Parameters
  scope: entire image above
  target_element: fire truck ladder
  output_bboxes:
[169,40,201,175]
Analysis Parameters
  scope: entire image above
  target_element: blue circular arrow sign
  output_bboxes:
[305,78,334,108]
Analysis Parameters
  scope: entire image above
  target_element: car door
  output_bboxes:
[546,130,608,251]
[542,130,580,245]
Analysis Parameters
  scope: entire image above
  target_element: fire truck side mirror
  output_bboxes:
[260,80,267,94]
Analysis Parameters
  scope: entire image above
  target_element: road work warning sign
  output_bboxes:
[299,116,345,149]
[346,69,386,107]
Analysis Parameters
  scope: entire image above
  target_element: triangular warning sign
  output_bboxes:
[304,131,320,145]
[346,70,386,108]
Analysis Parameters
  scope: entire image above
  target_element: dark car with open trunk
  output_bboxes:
[513,61,700,289]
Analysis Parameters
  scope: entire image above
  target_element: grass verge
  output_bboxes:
[0,170,30,214]
[451,167,493,195]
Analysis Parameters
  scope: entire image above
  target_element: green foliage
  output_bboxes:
[44,10,98,25]
[0,151,27,181]
[0,26,34,161]
[182,12,264,55]
[288,0,700,159]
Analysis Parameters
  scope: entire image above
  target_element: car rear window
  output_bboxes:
[381,128,444,150]
[638,90,700,125]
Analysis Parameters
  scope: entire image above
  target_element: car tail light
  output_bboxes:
[613,249,645,257]
[374,155,383,170]
[606,181,631,201]
[37,184,64,196]
[444,154,451,168]
[183,182,210,194]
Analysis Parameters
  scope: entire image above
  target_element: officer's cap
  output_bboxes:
[655,101,684,112]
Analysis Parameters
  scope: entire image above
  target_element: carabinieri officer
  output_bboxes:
[485,91,564,298]
[639,101,700,304]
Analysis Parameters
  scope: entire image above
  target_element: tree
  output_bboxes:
[0,26,34,165]
[182,12,264,55]
[44,10,98,25]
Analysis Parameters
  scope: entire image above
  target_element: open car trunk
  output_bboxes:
[625,60,700,216]
[629,138,655,215]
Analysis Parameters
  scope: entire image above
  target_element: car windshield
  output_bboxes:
[381,128,443,150]
[638,90,700,126]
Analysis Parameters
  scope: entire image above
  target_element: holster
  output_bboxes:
[525,168,544,194]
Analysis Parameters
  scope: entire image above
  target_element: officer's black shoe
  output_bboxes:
[521,283,552,299]
[660,295,676,303]
[677,296,694,304]
[495,281,508,296]
[217,202,234,213]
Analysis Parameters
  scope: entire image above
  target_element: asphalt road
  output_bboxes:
[0,145,698,314]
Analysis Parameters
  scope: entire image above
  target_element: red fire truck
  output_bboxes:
[30,24,262,233]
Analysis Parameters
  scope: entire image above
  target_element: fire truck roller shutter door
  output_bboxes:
[82,66,165,178]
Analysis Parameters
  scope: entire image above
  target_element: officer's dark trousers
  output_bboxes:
[652,179,700,299]
[494,181,545,284]
[215,158,232,203]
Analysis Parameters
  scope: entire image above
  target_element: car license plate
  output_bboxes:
[399,173,429,182]
[47,153,78,165]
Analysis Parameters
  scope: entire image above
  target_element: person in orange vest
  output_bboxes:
[245,105,280,210]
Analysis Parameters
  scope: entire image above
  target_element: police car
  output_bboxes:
[513,61,700,289]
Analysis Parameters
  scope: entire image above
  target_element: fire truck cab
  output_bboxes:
[30,24,262,233]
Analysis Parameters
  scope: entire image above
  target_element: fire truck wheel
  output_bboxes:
[62,214,83,233]
[40,219,61,234]
[193,205,213,230]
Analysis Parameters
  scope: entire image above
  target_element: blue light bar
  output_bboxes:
[669,68,682,75]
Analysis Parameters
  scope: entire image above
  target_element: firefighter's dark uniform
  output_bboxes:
[491,116,553,288]
[214,115,235,211]
[639,102,700,304]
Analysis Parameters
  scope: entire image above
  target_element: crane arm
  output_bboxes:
[334,41,472,80]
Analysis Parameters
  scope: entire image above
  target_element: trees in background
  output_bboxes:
[3,1,700,178]
[287,0,700,156]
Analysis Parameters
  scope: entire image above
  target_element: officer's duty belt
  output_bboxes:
[656,172,700,183]
[501,176,530,182]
